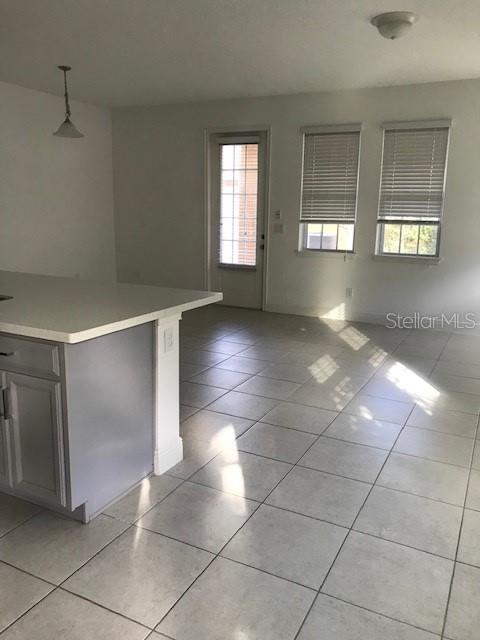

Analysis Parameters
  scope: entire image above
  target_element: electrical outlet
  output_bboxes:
[346,287,353,298]
[164,327,175,352]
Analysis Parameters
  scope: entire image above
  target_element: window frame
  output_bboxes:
[298,124,362,254]
[301,222,356,253]
[377,220,441,258]
[375,120,451,259]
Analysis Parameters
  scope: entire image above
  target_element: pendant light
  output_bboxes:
[53,65,84,138]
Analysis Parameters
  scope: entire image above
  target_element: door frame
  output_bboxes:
[204,124,271,310]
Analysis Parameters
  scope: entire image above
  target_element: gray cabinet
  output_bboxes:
[5,372,66,507]
[0,333,67,508]
[0,324,154,522]
[0,372,12,488]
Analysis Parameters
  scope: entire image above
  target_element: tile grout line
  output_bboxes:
[435,330,465,640]
[159,355,417,637]
[311,590,447,638]
[0,474,190,636]
[0,558,58,588]
[187,335,398,413]
[151,378,368,632]
[0,508,43,540]
[187,399,480,440]
[81,410,299,633]
[186,464,469,517]
[374,448,474,471]
[155,474,469,565]
[0,554,159,638]
[293,395,420,639]
[395,422,479,440]
[151,446,303,632]
[439,397,480,638]
[184,388,480,432]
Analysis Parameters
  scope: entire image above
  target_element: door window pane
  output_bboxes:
[220,143,258,267]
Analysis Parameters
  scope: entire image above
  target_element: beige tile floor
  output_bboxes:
[1,305,480,639]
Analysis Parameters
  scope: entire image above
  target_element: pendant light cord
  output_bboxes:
[63,68,71,119]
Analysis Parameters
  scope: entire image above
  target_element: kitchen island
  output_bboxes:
[0,270,222,521]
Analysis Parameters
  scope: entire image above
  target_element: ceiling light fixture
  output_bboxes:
[370,11,417,40]
[53,65,84,138]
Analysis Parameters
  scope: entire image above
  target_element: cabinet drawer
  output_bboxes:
[0,335,60,377]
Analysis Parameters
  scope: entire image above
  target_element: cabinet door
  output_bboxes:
[5,373,66,506]
[0,372,12,488]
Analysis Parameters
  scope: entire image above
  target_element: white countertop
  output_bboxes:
[0,271,222,343]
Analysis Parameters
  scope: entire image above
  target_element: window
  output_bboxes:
[219,141,258,267]
[299,126,361,252]
[376,121,450,257]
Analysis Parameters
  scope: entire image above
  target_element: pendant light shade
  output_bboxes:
[53,65,84,138]
[53,118,84,138]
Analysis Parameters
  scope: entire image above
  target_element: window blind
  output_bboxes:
[300,130,360,224]
[378,125,450,222]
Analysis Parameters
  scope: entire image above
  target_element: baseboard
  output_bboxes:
[264,302,386,325]
[264,303,480,335]
[154,436,184,475]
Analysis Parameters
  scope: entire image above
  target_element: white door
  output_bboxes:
[209,132,267,309]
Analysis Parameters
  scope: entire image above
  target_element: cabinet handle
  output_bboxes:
[0,388,4,419]
[0,352,14,357]
[2,389,11,419]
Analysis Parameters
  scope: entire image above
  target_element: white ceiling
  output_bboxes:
[1,0,480,107]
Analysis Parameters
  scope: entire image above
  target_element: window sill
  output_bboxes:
[371,254,442,265]
[295,250,357,260]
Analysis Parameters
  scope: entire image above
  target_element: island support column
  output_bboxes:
[153,314,184,474]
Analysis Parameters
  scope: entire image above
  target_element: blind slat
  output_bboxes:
[300,131,360,223]
[378,126,449,222]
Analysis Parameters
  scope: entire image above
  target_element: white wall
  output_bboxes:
[0,81,116,280]
[113,79,480,320]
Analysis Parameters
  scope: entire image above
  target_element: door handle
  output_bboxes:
[0,388,4,419]
[0,352,14,357]
[2,389,11,420]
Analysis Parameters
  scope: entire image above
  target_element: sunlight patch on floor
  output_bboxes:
[385,361,440,406]
[321,304,347,324]
[368,347,389,366]
[353,404,374,420]
[338,326,370,351]
[309,355,339,383]
[209,425,238,452]
[136,480,152,512]
[220,463,246,499]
